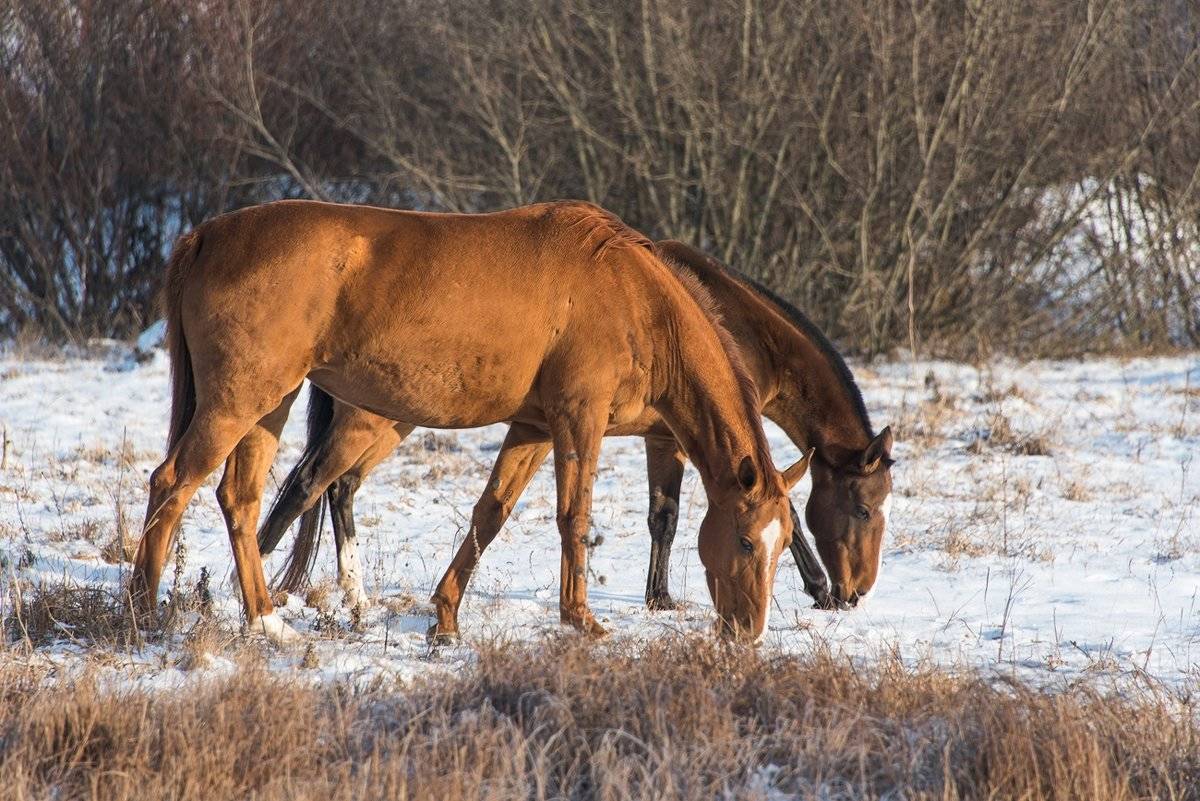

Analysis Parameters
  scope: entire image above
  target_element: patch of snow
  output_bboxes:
[135,319,167,357]
[1,352,1198,688]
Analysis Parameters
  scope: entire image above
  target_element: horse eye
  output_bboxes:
[739,537,754,553]
[854,506,870,521]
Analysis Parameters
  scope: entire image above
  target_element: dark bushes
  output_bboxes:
[2,0,1198,355]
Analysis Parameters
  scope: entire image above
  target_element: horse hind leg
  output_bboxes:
[133,411,260,618]
[216,389,301,643]
[429,422,552,643]
[328,423,413,608]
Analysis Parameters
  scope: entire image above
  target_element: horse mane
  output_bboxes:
[552,202,654,260]
[732,270,874,436]
[549,204,773,470]
[651,248,776,472]
[669,244,872,439]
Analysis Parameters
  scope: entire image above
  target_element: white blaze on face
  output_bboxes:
[875,492,893,585]
[754,517,785,643]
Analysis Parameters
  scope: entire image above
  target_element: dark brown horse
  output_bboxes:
[133,200,808,643]
[257,240,894,638]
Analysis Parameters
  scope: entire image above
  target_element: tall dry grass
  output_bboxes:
[1,635,1196,800]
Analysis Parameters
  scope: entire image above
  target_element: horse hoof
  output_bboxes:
[645,594,678,611]
[426,623,459,646]
[812,593,850,612]
[564,615,609,638]
[253,611,301,645]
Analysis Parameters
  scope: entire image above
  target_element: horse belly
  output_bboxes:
[314,338,545,429]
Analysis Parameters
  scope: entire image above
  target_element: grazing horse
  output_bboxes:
[256,241,894,638]
[133,199,808,643]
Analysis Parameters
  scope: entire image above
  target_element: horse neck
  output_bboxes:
[763,317,872,461]
[652,308,770,498]
[660,242,872,464]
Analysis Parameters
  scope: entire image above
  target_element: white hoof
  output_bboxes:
[252,611,301,645]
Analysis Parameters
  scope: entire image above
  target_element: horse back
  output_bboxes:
[180,200,663,428]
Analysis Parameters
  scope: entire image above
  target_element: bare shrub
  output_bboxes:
[2,0,1199,355]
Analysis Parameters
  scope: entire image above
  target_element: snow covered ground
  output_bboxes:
[1,346,1198,689]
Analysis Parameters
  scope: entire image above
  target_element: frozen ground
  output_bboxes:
[1,347,1198,689]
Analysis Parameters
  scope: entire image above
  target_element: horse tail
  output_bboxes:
[163,231,202,456]
[258,384,336,592]
[276,489,327,593]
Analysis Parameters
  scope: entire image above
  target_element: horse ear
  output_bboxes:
[859,426,894,474]
[782,447,815,490]
[737,456,757,490]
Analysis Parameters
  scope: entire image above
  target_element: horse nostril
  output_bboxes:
[847,591,862,608]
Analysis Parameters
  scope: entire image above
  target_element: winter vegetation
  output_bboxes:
[1,0,1198,354]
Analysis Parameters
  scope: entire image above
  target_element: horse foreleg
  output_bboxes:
[644,436,686,611]
[428,423,552,643]
[548,406,608,637]
[788,502,839,610]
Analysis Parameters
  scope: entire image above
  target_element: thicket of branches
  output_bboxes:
[2,0,1198,355]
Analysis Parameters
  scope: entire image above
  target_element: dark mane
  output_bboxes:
[652,249,775,468]
[740,271,873,436]
[672,245,873,438]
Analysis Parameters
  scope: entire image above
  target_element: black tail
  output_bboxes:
[257,385,336,592]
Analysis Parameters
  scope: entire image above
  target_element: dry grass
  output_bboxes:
[967,410,1056,457]
[5,579,138,648]
[1061,479,1092,502]
[0,635,1197,801]
[176,617,241,671]
[891,375,965,456]
[4,559,223,651]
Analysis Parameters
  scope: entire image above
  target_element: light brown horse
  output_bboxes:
[133,199,808,643]
[256,241,894,640]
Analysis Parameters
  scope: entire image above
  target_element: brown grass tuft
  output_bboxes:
[177,617,239,671]
[6,579,137,648]
[968,411,1055,456]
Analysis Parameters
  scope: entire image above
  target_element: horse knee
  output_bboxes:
[556,511,590,540]
[148,462,177,497]
[647,491,678,541]
[216,471,258,515]
[649,489,678,519]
